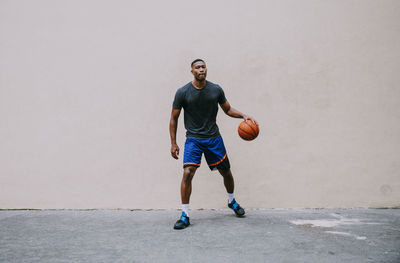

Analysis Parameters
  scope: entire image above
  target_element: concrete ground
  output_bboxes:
[0,209,399,263]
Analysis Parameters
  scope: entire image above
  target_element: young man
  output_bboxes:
[169,59,257,230]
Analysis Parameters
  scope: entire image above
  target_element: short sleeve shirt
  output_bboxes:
[173,81,227,139]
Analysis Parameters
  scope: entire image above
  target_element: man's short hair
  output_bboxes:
[191,59,205,67]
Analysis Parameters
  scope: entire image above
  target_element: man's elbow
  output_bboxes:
[223,107,231,115]
[170,116,179,124]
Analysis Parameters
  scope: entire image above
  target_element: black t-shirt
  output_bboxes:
[173,81,227,139]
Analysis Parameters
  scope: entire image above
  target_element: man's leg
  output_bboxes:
[181,166,198,204]
[218,168,245,217]
[174,166,197,230]
[218,168,234,194]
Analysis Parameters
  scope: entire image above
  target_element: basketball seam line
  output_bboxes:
[239,126,254,137]
[244,121,257,136]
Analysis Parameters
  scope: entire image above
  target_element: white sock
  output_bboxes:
[181,204,190,217]
[227,193,235,203]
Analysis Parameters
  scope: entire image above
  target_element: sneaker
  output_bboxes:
[173,212,190,230]
[228,199,245,217]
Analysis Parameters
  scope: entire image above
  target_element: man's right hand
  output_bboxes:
[171,144,180,159]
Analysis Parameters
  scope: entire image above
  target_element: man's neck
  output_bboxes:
[192,80,206,90]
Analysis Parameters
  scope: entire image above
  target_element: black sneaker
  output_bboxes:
[228,199,245,217]
[173,212,190,230]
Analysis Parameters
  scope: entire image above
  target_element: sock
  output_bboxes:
[227,193,235,203]
[181,204,190,217]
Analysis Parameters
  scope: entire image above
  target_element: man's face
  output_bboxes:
[191,61,207,81]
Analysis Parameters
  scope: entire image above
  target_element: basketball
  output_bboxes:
[238,120,259,141]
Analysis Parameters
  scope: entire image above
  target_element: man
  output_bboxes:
[169,59,257,230]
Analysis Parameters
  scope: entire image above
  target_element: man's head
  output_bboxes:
[191,59,207,81]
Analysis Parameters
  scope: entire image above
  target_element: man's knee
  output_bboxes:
[182,166,197,182]
[218,168,232,178]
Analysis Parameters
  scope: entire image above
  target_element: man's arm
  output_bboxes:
[169,108,181,159]
[220,101,258,125]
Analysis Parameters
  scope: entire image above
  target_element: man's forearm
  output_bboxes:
[169,119,178,144]
[226,107,246,119]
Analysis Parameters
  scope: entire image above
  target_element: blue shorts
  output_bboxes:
[183,136,230,171]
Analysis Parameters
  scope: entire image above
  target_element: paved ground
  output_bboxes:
[0,209,399,263]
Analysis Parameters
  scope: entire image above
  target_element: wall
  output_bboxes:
[1,0,399,209]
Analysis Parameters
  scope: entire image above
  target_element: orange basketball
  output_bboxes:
[238,120,259,141]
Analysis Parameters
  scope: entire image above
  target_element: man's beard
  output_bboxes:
[195,75,206,82]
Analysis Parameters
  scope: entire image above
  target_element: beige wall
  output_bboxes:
[1,0,399,209]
